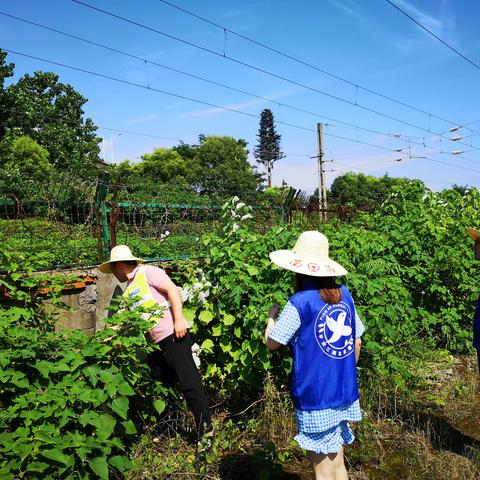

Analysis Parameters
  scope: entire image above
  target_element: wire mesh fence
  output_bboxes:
[0,176,361,270]
[0,197,98,269]
[103,181,292,262]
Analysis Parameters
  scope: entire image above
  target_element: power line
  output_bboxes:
[156,0,480,136]
[97,126,192,144]
[385,0,480,71]
[423,156,480,174]
[334,153,480,176]
[99,126,313,158]
[91,125,480,167]
[69,0,480,152]
[3,48,403,154]
[0,10,423,147]
[2,92,476,167]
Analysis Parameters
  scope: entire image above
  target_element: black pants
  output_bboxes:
[148,332,211,433]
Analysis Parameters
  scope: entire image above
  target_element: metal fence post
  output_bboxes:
[95,173,111,261]
[281,187,297,224]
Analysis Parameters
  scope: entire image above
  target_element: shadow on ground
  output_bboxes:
[408,410,480,456]
[219,453,301,480]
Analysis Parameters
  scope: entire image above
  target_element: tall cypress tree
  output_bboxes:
[254,109,284,188]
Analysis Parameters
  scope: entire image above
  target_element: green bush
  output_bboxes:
[183,185,480,393]
[0,251,168,479]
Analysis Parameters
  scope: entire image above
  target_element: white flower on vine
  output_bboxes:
[235,202,246,210]
[198,291,210,304]
[191,343,201,368]
[232,223,240,232]
[240,213,253,221]
[179,287,193,303]
[231,196,240,204]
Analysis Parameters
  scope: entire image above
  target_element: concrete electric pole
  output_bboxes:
[317,123,327,221]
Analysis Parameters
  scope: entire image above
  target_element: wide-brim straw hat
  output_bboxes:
[467,227,480,241]
[270,231,348,277]
[99,245,144,274]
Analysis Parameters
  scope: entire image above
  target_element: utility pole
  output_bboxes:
[317,123,327,221]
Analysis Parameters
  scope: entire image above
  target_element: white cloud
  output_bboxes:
[125,114,159,125]
[392,0,445,33]
[327,0,367,24]
[179,90,292,118]
[223,9,241,20]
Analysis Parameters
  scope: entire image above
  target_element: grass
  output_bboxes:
[125,354,480,480]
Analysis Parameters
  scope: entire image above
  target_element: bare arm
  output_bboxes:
[264,304,283,351]
[265,317,282,351]
[355,338,361,363]
[158,278,187,339]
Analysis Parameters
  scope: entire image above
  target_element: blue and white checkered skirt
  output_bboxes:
[294,420,355,454]
[293,399,362,454]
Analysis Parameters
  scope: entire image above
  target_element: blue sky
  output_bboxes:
[2,0,480,192]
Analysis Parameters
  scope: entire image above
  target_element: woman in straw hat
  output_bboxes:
[467,227,480,372]
[99,245,212,439]
[265,231,364,480]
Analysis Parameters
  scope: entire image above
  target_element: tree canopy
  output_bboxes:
[193,136,261,195]
[112,136,262,202]
[254,109,284,188]
[328,172,416,211]
[0,49,101,188]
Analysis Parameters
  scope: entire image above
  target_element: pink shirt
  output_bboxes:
[126,264,175,343]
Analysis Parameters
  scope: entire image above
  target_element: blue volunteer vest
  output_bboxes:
[289,283,359,411]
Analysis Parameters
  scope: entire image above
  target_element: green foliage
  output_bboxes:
[0,219,98,269]
[119,233,205,260]
[140,148,194,184]
[0,50,14,141]
[112,136,262,203]
[328,172,416,211]
[191,136,262,196]
[0,49,101,184]
[184,184,480,393]
[182,197,298,391]
[0,252,168,479]
[322,183,480,383]
[254,109,284,187]
[0,135,53,201]
[2,135,52,177]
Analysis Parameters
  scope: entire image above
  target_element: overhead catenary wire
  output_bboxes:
[3,48,405,154]
[156,0,480,137]
[92,125,480,167]
[69,0,480,153]
[385,0,480,72]
[2,98,476,169]
[0,10,428,147]
[1,95,477,169]
[99,126,314,158]
[97,126,194,144]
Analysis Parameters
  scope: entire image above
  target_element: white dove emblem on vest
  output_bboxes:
[326,311,352,343]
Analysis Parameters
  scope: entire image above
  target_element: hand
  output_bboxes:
[269,304,280,319]
[174,318,188,339]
